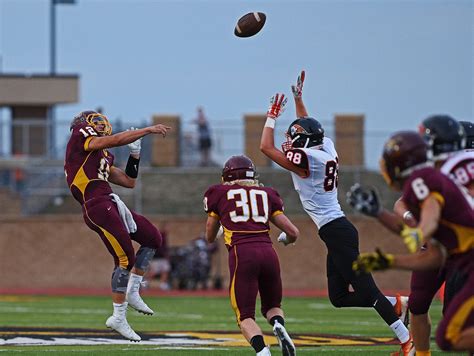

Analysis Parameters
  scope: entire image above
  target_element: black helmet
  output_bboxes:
[459,121,474,149]
[418,115,465,161]
[283,117,324,152]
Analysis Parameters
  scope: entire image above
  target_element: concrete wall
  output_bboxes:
[0,214,410,292]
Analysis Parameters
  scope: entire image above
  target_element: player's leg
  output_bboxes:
[83,199,140,341]
[319,217,412,352]
[127,212,162,315]
[407,269,444,355]
[229,244,270,355]
[259,245,295,356]
[435,271,474,352]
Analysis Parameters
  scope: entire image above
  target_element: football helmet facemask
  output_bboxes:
[282,117,324,152]
[459,121,474,149]
[222,155,258,182]
[380,131,432,190]
[418,115,465,161]
[70,110,112,136]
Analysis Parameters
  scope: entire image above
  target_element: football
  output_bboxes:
[234,12,266,38]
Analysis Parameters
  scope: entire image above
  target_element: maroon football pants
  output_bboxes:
[83,195,162,270]
[228,242,282,323]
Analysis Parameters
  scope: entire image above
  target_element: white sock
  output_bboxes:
[385,296,397,306]
[390,319,410,343]
[112,302,127,318]
[127,273,143,294]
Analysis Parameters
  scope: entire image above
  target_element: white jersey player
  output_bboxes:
[286,137,344,228]
[259,71,413,356]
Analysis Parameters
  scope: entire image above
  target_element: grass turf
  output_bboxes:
[0,295,458,355]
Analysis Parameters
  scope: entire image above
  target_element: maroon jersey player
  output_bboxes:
[348,115,471,355]
[354,131,474,352]
[65,110,170,341]
[204,155,299,356]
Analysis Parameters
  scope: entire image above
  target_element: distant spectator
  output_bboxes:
[148,223,171,290]
[193,107,212,166]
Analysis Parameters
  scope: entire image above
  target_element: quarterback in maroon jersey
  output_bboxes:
[65,110,170,341]
[353,131,474,352]
[204,155,299,356]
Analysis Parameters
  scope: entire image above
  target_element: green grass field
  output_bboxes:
[0,295,457,355]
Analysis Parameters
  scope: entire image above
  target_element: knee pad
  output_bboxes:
[134,246,156,271]
[111,266,130,293]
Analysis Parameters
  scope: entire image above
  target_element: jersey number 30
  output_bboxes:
[227,189,269,223]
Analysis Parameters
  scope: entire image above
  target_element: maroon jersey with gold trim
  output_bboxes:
[203,183,284,248]
[64,122,114,205]
[402,167,474,266]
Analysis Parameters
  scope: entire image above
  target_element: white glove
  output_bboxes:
[277,232,291,246]
[216,225,224,240]
[291,70,305,99]
[127,127,142,155]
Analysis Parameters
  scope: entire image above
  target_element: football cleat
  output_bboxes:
[256,346,272,356]
[126,292,154,315]
[106,315,141,342]
[273,321,296,356]
[394,293,410,326]
[390,335,415,356]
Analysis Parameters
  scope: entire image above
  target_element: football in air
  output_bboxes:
[234,12,266,38]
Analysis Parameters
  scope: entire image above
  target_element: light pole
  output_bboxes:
[50,0,76,75]
[49,0,76,157]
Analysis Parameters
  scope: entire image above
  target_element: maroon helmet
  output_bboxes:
[222,155,257,182]
[380,131,431,189]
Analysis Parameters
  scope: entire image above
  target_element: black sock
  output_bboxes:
[373,295,398,325]
[269,315,285,326]
[250,335,265,353]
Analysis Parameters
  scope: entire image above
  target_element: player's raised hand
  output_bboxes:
[400,226,423,253]
[149,124,171,137]
[267,93,288,119]
[352,248,394,274]
[346,183,381,217]
[291,70,305,99]
[127,127,142,155]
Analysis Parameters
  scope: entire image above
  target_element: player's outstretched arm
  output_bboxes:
[205,215,221,243]
[260,93,308,177]
[392,242,445,271]
[291,70,309,118]
[87,124,171,151]
[270,213,299,245]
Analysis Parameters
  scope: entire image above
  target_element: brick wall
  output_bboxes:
[0,215,410,292]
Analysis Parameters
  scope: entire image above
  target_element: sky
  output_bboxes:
[0,0,472,167]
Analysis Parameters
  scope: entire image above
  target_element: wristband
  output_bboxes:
[265,118,276,129]
[125,155,140,178]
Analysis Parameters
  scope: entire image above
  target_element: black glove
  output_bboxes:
[352,248,394,274]
[346,183,381,217]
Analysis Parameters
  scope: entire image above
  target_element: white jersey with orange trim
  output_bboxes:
[286,137,344,228]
